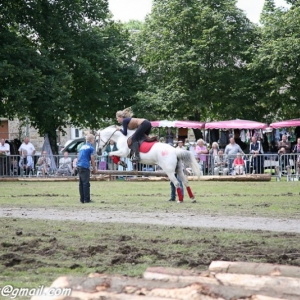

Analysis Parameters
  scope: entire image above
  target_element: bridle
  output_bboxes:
[97,129,117,155]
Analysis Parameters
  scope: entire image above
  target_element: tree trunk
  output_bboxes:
[47,130,58,154]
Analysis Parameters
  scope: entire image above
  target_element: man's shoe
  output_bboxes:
[85,200,94,203]
[167,198,176,201]
[80,199,84,204]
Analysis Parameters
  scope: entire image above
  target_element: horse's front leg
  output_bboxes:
[109,149,130,158]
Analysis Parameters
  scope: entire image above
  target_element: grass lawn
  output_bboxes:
[0,180,299,218]
[0,180,299,298]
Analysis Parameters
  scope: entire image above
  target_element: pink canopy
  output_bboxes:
[205,119,267,130]
[270,119,300,129]
[150,120,205,129]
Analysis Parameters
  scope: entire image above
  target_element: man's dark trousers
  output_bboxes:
[78,167,91,203]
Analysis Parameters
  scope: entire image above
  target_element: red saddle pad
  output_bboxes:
[140,141,157,153]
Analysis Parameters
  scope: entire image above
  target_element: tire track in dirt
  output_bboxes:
[1,207,300,233]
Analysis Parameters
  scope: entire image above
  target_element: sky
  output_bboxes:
[108,0,290,24]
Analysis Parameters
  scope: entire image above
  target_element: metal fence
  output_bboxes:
[0,153,299,181]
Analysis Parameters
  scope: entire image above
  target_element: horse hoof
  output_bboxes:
[191,199,196,203]
[177,200,183,203]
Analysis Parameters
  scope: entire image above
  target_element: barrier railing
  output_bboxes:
[0,153,299,181]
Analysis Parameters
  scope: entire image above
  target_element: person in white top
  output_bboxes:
[57,151,72,176]
[188,141,197,158]
[18,137,36,156]
[176,141,185,150]
[0,139,10,175]
[0,139,10,155]
[19,150,34,176]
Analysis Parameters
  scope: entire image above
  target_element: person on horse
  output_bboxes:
[116,108,152,162]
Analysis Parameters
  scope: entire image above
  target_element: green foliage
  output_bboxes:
[251,1,300,121]
[123,20,144,31]
[133,0,260,121]
[0,0,143,146]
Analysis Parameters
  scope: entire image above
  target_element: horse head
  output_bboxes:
[96,125,119,156]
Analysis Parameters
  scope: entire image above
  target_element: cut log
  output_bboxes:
[30,274,224,300]
[31,273,288,300]
[209,261,300,278]
[187,174,271,181]
[144,267,300,299]
[96,170,168,177]
[214,273,300,296]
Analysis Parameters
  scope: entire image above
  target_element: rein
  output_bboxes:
[98,129,118,152]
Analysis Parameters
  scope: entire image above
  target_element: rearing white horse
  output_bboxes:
[97,126,200,203]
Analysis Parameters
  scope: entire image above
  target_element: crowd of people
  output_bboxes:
[0,136,80,177]
[2,117,300,181]
[158,129,300,177]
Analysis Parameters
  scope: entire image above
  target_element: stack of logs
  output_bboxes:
[32,261,300,300]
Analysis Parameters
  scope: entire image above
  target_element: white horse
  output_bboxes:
[96,125,200,203]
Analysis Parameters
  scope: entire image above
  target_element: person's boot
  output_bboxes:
[131,142,140,162]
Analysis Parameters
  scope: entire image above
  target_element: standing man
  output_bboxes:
[250,136,263,174]
[0,139,10,175]
[224,137,245,172]
[77,134,96,204]
[18,137,36,156]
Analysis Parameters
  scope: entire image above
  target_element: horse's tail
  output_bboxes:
[176,149,201,178]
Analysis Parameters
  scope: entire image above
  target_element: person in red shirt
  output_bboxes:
[233,153,245,175]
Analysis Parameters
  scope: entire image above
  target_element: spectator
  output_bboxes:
[196,139,208,174]
[275,147,291,180]
[224,137,245,172]
[214,149,229,175]
[57,151,72,176]
[250,136,263,174]
[19,150,34,176]
[209,141,219,174]
[278,134,291,154]
[0,138,10,175]
[72,152,78,176]
[176,141,185,149]
[165,128,174,146]
[189,141,197,158]
[10,158,19,176]
[292,138,300,175]
[36,151,51,176]
[18,136,36,156]
[105,140,118,171]
[77,134,96,203]
[233,153,245,175]
[105,140,119,180]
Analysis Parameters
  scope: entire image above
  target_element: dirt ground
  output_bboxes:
[1,207,300,233]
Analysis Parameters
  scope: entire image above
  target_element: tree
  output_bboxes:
[0,0,143,152]
[133,0,259,122]
[251,0,300,121]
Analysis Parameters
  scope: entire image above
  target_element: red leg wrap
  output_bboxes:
[111,156,120,164]
[187,186,194,199]
[177,187,183,202]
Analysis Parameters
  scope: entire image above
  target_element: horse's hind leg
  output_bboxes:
[177,161,196,203]
[167,172,184,202]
